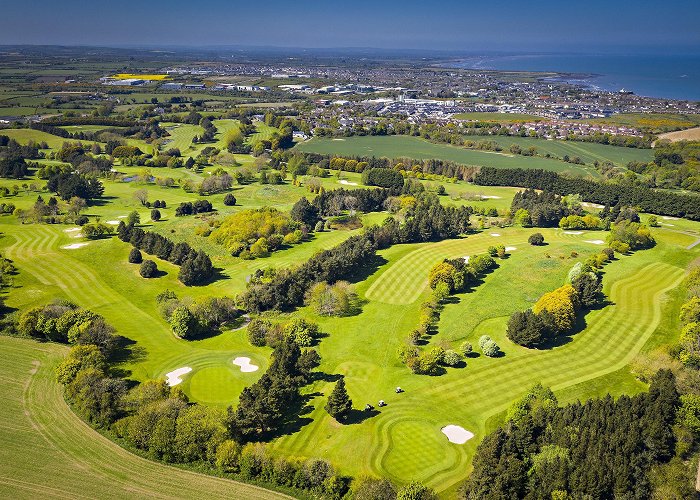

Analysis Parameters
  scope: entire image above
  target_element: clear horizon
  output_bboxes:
[1,0,698,53]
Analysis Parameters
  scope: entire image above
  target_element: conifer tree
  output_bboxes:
[325,377,352,421]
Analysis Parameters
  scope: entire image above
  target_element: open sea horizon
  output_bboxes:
[447,53,700,102]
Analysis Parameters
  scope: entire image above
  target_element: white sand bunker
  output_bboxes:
[165,367,192,386]
[441,425,474,444]
[505,246,517,252]
[585,240,605,245]
[117,215,127,219]
[480,195,501,199]
[490,233,501,237]
[106,220,120,225]
[581,202,604,209]
[62,242,89,250]
[462,256,470,263]
[563,231,583,235]
[339,179,358,186]
[662,216,679,220]
[63,227,81,233]
[233,357,259,373]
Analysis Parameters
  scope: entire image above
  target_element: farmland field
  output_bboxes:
[295,135,622,177]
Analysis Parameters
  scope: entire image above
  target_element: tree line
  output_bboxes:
[463,370,693,499]
[117,222,214,286]
[475,167,700,220]
[240,196,471,312]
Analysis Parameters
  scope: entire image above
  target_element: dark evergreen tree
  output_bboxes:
[324,377,352,421]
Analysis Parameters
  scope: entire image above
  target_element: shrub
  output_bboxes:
[459,341,473,356]
[128,247,143,264]
[139,260,157,278]
[528,232,545,246]
[442,350,462,366]
[478,335,492,349]
[482,339,500,357]
[223,193,236,206]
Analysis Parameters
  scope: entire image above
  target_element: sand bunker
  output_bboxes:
[585,240,605,245]
[106,220,120,225]
[505,246,516,252]
[581,202,605,209]
[339,179,358,186]
[63,227,81,233]
[480,195,502,199]
[662,216,679,220]
[62,243,89,250]
[232,357,259,373]
[563,231,584,235]
[462,256,470,263]
[441,425,474,444]
[117,215,127,219]
[165,367,192,386]
[490,233,501,237]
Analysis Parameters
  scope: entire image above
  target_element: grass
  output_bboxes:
[586,113,700,133]
[0,336,289,499]
[0,128,100,148]
[458,134,653,166]
[295,135,603,178]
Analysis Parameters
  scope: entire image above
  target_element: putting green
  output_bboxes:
[187,366,248,404]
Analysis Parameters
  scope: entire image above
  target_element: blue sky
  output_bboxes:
[1,0,698,53]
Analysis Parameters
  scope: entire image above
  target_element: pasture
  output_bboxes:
[295,135,606,177]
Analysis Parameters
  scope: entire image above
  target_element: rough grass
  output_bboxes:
[657,126,700,143]
[0,336,289,499]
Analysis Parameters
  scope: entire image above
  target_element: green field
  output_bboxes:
[0,337,289,499]
[295,135,609,177]
[459,134,653,166]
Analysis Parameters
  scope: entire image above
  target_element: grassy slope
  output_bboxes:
[0,336,289,499]
[295,135,602,178]
[458,134,653,166]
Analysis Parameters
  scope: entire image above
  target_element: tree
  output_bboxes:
[396,481,436,500]
[215,439,242,472]
[306,281,355,316]
[352,476,397,500]
[290,197,319,226]
[133,189,148,206]
[128,248,143,264]
[533,284,579,334]
[127,210,140,226]
[55,344,106,385]
[572,272,603,308]
[507,310,550,348]
[223,193,236,206]
[151,209,161,222]
[139,260,157,278]
[324,377,352,421]
[528,232,545,246]
[170,306,199,339]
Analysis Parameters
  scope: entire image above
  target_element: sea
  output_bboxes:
[446,53,700,102]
